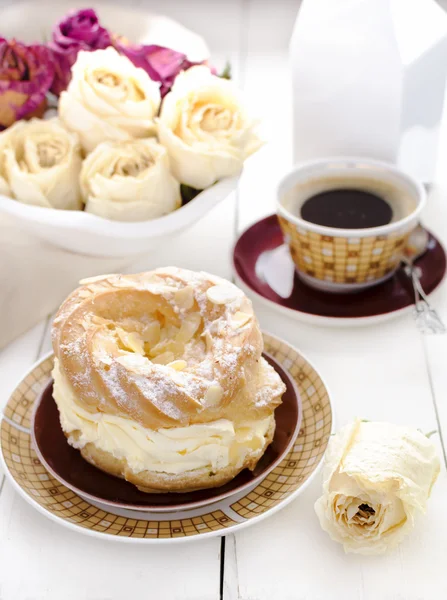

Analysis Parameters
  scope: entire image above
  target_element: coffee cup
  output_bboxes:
[277,157,426,292]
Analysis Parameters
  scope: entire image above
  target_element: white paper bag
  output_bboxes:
[290,0,447,182]
[290,0,403,163]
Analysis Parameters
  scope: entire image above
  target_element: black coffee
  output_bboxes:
[300,189,393,229]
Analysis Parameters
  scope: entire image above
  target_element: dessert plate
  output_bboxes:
[0,333,332,544]
[233,215,446,327]
[30,354,301,513]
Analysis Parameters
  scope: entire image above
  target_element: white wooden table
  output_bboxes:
[2,1,447,598]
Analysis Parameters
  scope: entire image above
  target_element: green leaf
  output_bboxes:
[45,92,59,109]
[180,184,202,205]
[219,61,232,80]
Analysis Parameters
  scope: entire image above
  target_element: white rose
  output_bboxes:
[81,138,181,222]
[315,420,439,555]
[0,118,82,210]
[59,48,161,153]
[157,66,261,189]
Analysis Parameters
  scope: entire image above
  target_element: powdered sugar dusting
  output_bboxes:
[53,268,281,429]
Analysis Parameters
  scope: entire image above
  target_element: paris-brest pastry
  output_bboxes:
[52,268,286,493]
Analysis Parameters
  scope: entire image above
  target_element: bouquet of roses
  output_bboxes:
[0,9,260,222]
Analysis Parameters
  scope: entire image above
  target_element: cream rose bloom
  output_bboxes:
[59,48,161,153]
[0,118,82,209]
[81,138,181,222]
[315,420,439,555]
[157,66,261,189]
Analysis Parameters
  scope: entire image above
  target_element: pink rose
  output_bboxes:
[0,39,54,129]
[48,8,112,95]
[115,41,205,97]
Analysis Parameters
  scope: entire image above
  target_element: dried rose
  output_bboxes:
[81,138,180,221]
[0,39,54,129]
[314,420,440,555]
[0,118,83,210]
[59,48,160,153]
[157,66,261,188]
[115,41,204,97]
[48,8,112,95]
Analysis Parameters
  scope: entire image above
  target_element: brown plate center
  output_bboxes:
[32,354,301,512]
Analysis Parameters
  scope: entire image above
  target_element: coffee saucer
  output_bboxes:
[233,215,446,327]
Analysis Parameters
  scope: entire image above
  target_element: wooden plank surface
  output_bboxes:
[0,1,243,598]
[227,1,447,599]
[1,1,447,599]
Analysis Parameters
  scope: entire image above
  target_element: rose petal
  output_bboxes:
[49,8,112,95]
[59,47,160,153]
[0,40,54,128]
[81,138,180,221]
[157,66,260,188]
[115,41,207,97]
[0,117,82,209]
[314,420,440,555]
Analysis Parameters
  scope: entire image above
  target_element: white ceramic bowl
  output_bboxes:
[0,176,239,257]
[0,1,222,258]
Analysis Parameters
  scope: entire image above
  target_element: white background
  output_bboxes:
[1,1,447,599]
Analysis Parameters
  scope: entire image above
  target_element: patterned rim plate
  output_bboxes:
[30,353,302,513]
[233,215,446,327]
[0,333,333,544]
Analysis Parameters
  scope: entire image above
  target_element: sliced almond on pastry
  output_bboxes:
[158,325,178,343]
[142,321,161,346]
[110,276,137,288]
[151,351,175,365]
[149,339,184,358]
[175,286,194,310]
[116,328,145,354]
[176,313,201,343]
[204,384,224,406]
[206,285,242,305]
[79,274,116,285]
[91,315,109,326]
[80,319,90,331]
[168,359,187,371]
[116,353,150,370]
[202,330,213,352]
[231,311,251,328]
[93,349,112,365]
[147,283,178,295]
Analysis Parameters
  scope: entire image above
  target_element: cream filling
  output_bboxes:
[52,360,273,476]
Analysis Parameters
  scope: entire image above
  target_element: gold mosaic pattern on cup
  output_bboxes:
[0,336,332,540]
[279,216,412,284]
